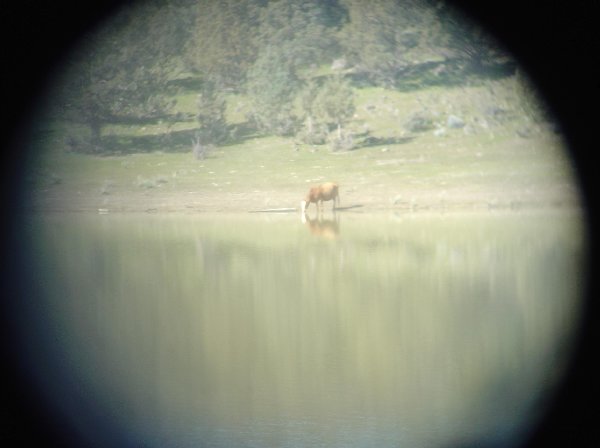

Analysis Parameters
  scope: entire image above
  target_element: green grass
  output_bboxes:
[27,77,582,213]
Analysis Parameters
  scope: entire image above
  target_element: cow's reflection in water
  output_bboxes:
[302,213,340,239]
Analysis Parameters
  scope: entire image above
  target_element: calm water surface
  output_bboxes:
[19,211,585,447]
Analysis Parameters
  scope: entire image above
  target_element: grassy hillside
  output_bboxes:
[26,76,581,213]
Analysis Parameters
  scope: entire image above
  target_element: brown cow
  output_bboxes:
[301,182,339,213]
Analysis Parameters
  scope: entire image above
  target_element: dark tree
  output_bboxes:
[57,1,188,151]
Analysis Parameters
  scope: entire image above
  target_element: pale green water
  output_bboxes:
[19,211,585,447]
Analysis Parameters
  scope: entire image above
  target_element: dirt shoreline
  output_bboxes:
[25,179,583,215]
[25,194,580,215]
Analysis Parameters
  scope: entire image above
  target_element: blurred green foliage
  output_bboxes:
[49,0,518,154]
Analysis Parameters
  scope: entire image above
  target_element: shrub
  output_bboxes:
[328,130,355,151]
[404,112,435,133]
[296,120,329,145]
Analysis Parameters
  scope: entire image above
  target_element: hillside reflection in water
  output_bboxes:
[22,211,585,447]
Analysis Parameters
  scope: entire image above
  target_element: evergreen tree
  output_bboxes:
[433,2,508,71]
[246,0,347,137]
[313,75,355,138]
[57,1,189,151]
[185,0,264,90]
[196,80,229,145]
[246,47,300,136]
[256,0,342,71]
[339,0,435,86]
[296,75,355,148]
[297,79,329,144]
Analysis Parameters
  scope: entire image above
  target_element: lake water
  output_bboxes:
[17,210,585,447]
